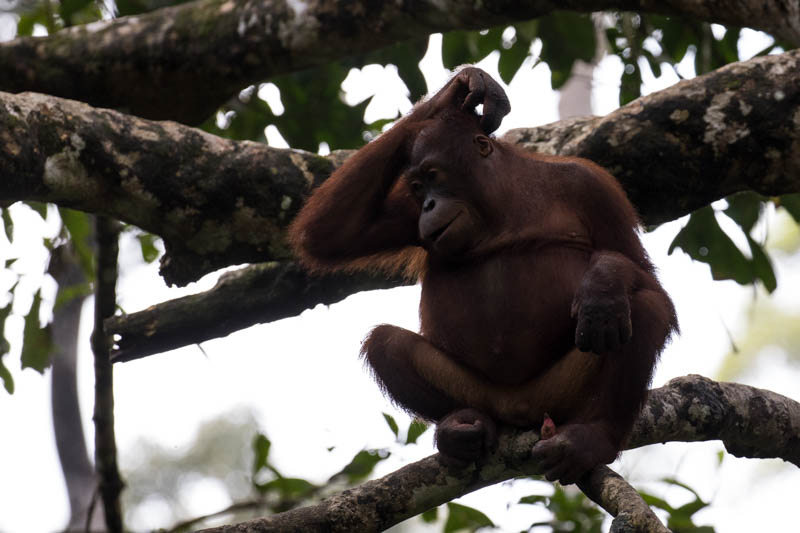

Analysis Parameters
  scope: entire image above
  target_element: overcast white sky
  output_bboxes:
[1,29,799,533]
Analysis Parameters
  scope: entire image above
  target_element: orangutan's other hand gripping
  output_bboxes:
[289,67,677,484]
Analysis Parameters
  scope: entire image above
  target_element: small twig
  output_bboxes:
[91,216,125,533]
[168,500,264,532]
[84,488,98,533]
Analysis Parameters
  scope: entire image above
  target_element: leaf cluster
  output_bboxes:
[670,193,800,292]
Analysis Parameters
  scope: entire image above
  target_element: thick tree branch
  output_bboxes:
[0,90,333,286]
[107,262,409,363]
[3,48,799,289]
[1,0,797,124]
[503,47,800,225]
[83,48,800,361]
[195,376,800,533]
[627,375,800,465]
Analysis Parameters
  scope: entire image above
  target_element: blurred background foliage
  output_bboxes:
[1,0,799,531]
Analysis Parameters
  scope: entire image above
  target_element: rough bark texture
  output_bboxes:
[0,2,795,531]
[1,0,797,125]
[627,375,800,466]
[2,48,799,289]
[0,90,333,286]
[107,262,410,363]
[503,47,800,225]
[578,466,670,533]
[195,376,800,533]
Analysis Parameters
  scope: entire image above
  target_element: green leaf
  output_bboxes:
[1,208,13,243]
[26,201,48,220]
[115,0,150,16]
[669,207,754,286]
[442,28,503,69]
[0,301,13,394]
[442,31,477,69]
[136,233,161,263]
[724,192,763,233]
[654,15,695,63]
[746,235,776,293]
[645,478,717,532]
[252,433,272,475]
[0,301,11,338]
[59,0,93,25]
[273,64,368,151]
[421,507,438,523]
[642,49,664,78]
[334,449,389,484]
[639,491,674,513]
[619,61,643,106]
[406,419,429,444]
[714,27,741,66]
[515,19,539,42]
[383,413,399,438]
[363,39,429,102]
[538,12,597,89]
[541,485,605,531]
[53,283,93,311]
[0,357,13,394]
[60,209,96,280]
[661,477,703,499]
[208,61,374,151]
[498,33,532,84]
[519,495,549,505]
[778,193,800,222]
[16,8,48,37]
[21,290,54,373]
[444,502,494,533]
[256,477,316,499]
[673,498,710,518]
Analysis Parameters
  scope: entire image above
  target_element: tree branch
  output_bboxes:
[2,48,799,288]
[90,217,125,533]
[502,47,800,225]
[194,376,800,533]
[1,0,797,124]
[107,262,410,363]
[0,90,334,286]
[627,375,800,466]
[577,466,670,533]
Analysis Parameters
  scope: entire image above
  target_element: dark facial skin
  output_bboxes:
[405,119,500,258]
[289,67,678,485]
[406,162,477,256]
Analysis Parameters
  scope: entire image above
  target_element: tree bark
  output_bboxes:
[1,0,797,124]
[194,375,800,533]
[2,48,799,287]
[0,89,332,285]
[627,375,800,464]
[90,217,125,533]
[48,244,104,531]
[503,46,800,225]
[577,466,670,533]
[107,262,409,363]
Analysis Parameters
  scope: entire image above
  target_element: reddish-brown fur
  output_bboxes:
[289,68,678,484]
